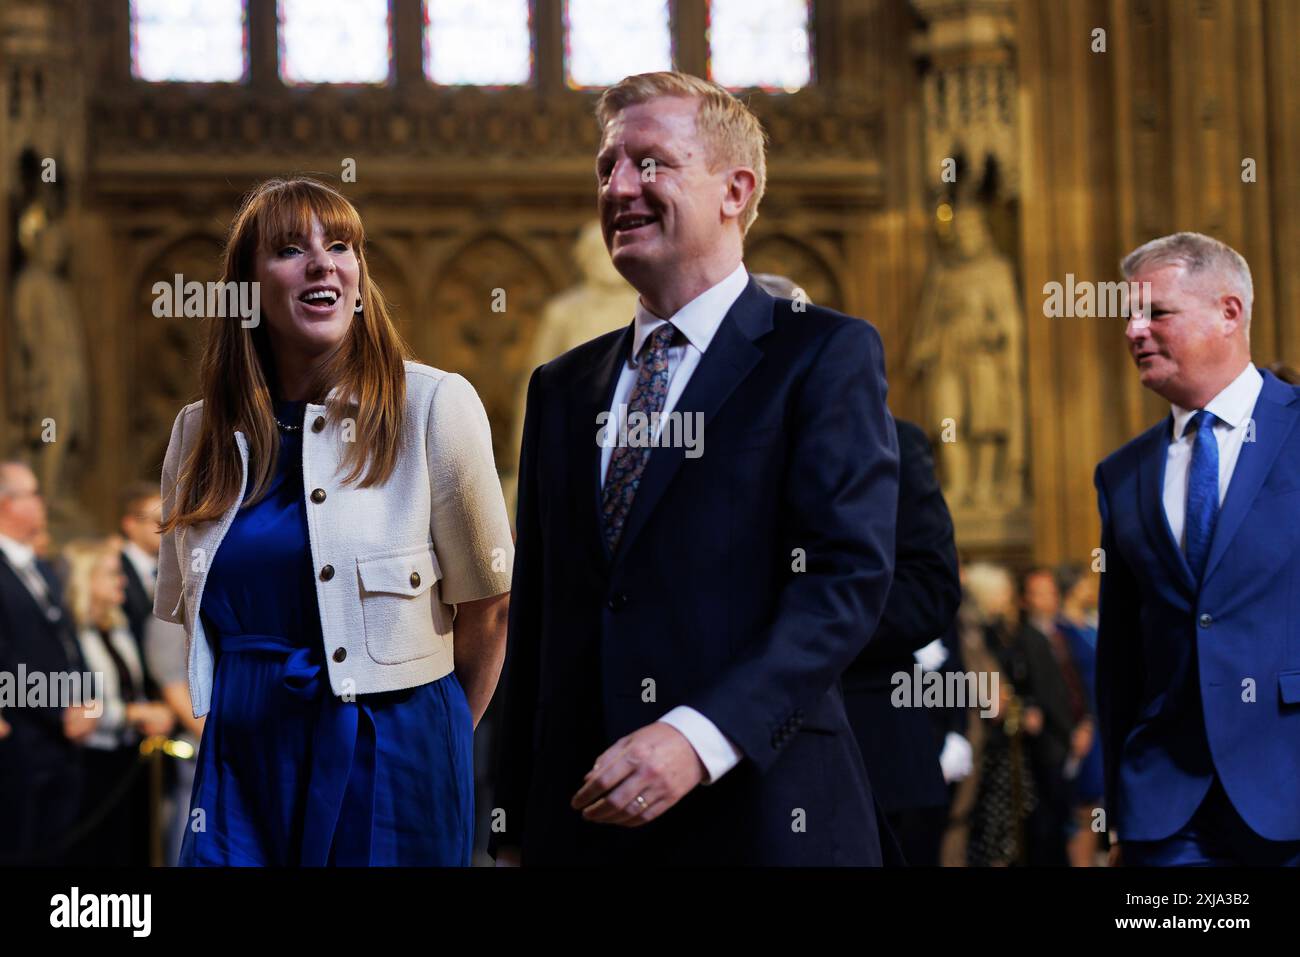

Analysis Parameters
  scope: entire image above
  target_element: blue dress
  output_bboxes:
[179,399,475,866]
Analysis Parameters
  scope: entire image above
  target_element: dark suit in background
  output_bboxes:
[842,419,962,866]
[493,279,899,865]
[0,553,85,865]
[1007,619,1075,866]
[119,553,160,699]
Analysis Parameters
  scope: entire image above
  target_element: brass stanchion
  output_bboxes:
[139,735,197,867]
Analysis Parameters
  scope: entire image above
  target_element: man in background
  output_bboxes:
[118,481,163,698]
[0,460,97,864]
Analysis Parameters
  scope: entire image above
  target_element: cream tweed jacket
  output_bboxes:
[154,361,514,717]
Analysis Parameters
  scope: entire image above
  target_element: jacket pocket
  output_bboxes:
[357,543,446,665]
[1279,670,1300,706]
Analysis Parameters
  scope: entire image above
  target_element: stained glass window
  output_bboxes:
[279,0,392,85]
[709,0,812,92]
[565,0,672,89]
[424,0,533,85]
[131,0,247,82]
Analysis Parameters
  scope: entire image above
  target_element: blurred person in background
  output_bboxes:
[0,460,96,865]
[957,563,1038,866]
[118,482,164,698]
[1016,567,1090,866]
[64,537,174,865]
[1055,565,1105,865]
[750,272,807,303]
[1265,360,1299,386]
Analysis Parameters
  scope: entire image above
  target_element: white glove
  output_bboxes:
[939,731,973,783]
[913,638,949,673]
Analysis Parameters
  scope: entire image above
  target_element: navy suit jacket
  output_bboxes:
[1095,368,1300,842]
[119,553,159,699]
[492,277,899,865]
[0,553,85,864]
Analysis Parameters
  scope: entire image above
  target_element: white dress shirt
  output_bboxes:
[77,624,147,750]
[1162,363,1263,549]
[601,262,749,784]
[122,540,158,601]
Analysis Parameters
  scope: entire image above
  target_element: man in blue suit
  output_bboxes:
[1095,232,1300,866]
[491,72,899,865]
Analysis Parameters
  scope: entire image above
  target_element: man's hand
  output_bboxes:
[570,722,706,827]
[1070,718,1094,759]
[62,705,99,743]
[127,701,177,737]
[1022,705,1044,736]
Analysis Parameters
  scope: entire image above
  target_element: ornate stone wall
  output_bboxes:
[4,0,1295,566]
[2,0,900,541]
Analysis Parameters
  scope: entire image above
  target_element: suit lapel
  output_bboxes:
[571,324,634,567]
[1202,370,1299,585]
[610,280,772,563]
[1138,416,1197,595]
[121,554,149,611]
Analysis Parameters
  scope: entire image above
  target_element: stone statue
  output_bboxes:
[504,221,639,515]
[909,203,1026,509]
[9,201,91,526]
[526,220,639,372]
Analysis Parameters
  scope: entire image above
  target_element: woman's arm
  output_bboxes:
[452,592,509,728]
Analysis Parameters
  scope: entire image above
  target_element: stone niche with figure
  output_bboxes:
[7,192,94,538]
[13,0,915,539]
[908,159,1030,554]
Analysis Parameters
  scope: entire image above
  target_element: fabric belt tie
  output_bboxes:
[221,632,376,866]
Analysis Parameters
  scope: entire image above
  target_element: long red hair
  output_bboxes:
[162,177,411,531]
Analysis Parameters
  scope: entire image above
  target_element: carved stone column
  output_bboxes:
[911,0,1019,200]
[1,0,93,538]
[909,0,1030,560]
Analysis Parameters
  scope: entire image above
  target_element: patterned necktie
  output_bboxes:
[601,321,678,552]
[1184,409,1220,583]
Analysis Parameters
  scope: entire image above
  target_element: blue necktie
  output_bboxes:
[1184,409,1220,583]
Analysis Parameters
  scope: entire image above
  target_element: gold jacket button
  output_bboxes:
[409,571,421,588]
[319,564,334,581]
[311,488,326,503]
[312,416,326,433]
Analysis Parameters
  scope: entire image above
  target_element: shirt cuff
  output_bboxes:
[659,706,742,784]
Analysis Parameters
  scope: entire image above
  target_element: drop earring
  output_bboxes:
[354,296,363,315]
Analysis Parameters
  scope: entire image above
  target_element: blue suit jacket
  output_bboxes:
[1094,368,1300,842]
[492,277,899,864]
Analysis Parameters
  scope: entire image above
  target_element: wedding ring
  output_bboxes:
[634,794,648,811]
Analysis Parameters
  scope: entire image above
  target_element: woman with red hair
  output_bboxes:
[156,177,512,865]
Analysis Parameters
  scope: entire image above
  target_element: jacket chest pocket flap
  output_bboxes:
[357,545,444,665]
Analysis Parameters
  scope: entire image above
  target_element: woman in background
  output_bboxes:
[64,537,175,865]
[958,563,1039,867]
